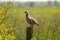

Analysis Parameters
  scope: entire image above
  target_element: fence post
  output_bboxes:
[26,26,33,40]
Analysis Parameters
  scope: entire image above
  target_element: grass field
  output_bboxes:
[9,7,60,40]
[0,6,60,40]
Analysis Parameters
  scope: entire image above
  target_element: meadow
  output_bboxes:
[13,7,60,40]
[0,4,60,40]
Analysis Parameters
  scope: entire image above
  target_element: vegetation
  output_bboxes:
[0,2,60,40]
[0,3,16,40]
[14,7,60,40]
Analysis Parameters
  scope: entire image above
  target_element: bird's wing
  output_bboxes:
[31,17,39,25]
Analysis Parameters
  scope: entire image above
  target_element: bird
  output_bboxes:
[24,10,39,26]
[24,10,43,35]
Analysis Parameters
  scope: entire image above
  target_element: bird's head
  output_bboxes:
[24,10,29,15]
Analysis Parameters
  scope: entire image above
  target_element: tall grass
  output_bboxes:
[0,5,60,40]
[9,7,60,40]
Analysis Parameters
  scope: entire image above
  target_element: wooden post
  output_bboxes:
[26,26,33,40]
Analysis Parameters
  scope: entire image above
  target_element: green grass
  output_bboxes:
[6,7,60,40]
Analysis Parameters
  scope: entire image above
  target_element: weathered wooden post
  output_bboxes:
[26,26,33,40]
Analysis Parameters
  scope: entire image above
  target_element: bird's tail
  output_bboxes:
[36,23,40,26]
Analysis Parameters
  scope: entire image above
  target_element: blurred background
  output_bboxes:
[0,0,60,7]
[0,0,60,40]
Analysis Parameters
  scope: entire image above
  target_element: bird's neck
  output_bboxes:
[26,13,29,17]
[26,14,28,16]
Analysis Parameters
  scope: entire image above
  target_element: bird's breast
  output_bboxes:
[26,16,33,25]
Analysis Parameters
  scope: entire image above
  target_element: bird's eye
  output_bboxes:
[25,11,27,13]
